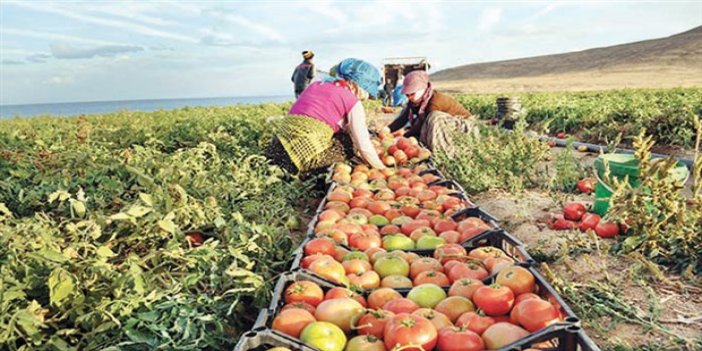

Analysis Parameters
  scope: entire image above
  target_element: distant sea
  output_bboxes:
[0,95,294,119]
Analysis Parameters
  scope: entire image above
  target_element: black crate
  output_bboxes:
[451,206,499,228]
[499,324,601,351]
[461,229,535,265]
[256,264,586,349]
[233,327,317,351]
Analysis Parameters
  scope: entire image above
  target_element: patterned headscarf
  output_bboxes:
[333,58,382,98]
[402,70,433,124]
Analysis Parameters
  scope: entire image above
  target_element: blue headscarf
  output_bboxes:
[393,85,408,107]
[332,58,382,98]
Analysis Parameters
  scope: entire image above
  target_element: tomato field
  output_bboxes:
[0,105,320,350]
[1,89,700,351]
[454,87,702,151]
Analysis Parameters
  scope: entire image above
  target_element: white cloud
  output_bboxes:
[1,28,123,46]
[209,12,285,42]
[6,1,198,43]
[302,2,349,24]
[478,7,503,33]
[50,44,144,59]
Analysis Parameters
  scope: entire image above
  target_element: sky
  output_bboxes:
[0,1,700,105]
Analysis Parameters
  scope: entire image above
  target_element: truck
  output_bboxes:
[382,56,430,106]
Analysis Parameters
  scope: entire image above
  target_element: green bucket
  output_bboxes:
[592,153,689,216]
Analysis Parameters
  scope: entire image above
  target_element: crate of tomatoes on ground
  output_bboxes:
[251,243,597,351]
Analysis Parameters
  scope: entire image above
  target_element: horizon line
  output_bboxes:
[0,94,294,107]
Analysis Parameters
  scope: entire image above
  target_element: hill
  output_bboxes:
[432,26,702,93]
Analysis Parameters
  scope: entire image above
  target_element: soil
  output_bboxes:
[472,158,702,350]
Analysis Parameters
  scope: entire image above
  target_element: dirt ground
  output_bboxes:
[472,148,702,351]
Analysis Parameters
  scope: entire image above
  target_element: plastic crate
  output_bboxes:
[461,229,535,265]
[233,327,317,351]
[255,265,585,349]
[499,324,601,351]
[451,206,499,228]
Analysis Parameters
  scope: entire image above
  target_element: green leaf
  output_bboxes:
[127,205,151,218]
[157,219,176,234]
[96,246,117,258]
[110,212,132,221]
[40,248,69,262]
[139,193,154,207]
[70,199,86,217]
[0,202,12,218]
[49,268,75,307]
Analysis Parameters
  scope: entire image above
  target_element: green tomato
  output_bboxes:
[300,321,347,351]
[373,255,410,278]
[368,215,390,226]
[416,235,445,249]
[382,234,415,251]
[342,251,369,262]
[407,283,447,308]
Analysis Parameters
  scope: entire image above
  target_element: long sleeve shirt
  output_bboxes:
[289,82,386,169]
[388,91,471,137]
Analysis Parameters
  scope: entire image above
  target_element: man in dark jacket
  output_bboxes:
[291,50,315,98]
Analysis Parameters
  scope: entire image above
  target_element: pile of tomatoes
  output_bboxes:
[273,243,566,351]
[548,202,622,238]
[372,128,432,166]
[323,163,490,254]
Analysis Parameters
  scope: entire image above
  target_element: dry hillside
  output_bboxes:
[432,25,702,93]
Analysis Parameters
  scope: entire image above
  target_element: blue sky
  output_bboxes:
[0,1,700,105]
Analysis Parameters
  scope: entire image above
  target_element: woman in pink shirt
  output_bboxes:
[267,58,386,174]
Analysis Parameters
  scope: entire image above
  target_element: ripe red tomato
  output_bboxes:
[410,257,444,279]
[412,308,453,331]
[495,266,535,295]
[456,311,496,335]
[434,296,475,323]
[473,285,515,316]
[576,178,596,193]
[348,271,381,290]
[346,335,386,351]
[595,221,619,238]
[516,298,560,332]
[367,288,402,310]
[481,322,530,349]
[308,256,348,286]
[447,262,489,282]
[413,270,451,286]
[356,309,394,339]
[383,298,420,314]
[434,244,468,264]
[285,281,324,307]
[550,218,578,230]
[305,237,337,257]
[324,287,367,307]
[579,212,601,232]
[448,278,485,300]
[349,232,382,251]
[281,301,316,315]
[383,313,438,351]
[185,233,204,247]
[315,298,365,333]
[437,327,485,351]
[272,308,316,338]
[563,202,587,221]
